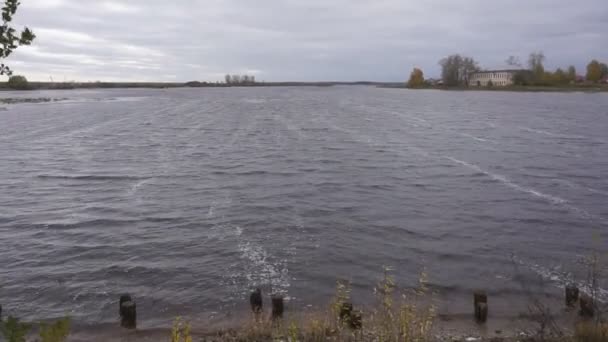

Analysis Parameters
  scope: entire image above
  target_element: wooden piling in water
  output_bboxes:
[565,284,579,308]
[474,291,488,323]
[271,295,284,320]
[250,288,263,314]
[119,294,137,329]
[579,293,594,318]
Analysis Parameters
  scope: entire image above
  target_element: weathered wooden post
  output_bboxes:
[579,294,594,318]
[271,295,284,320]
[119,294,137,329]
[565,284,579,308]
[250,288,263,313]
[474,291,488,323]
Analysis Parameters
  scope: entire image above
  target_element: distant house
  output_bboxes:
[601,75,608,84]
[426,78,443,86]
[469,69,523,87]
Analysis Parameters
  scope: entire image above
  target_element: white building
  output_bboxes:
[469,70,522,87]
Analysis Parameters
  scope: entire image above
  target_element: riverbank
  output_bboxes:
[2,305,600,342]
[2,278,603,342]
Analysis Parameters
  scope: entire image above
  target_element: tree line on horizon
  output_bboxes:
[407,52,608,88]
[224,74,256,85]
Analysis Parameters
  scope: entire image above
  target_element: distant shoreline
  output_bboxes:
[0,81,405,91]
[0,81,606,92]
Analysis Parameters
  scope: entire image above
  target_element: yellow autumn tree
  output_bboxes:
[407,68,425,88]
[586,60,602,83]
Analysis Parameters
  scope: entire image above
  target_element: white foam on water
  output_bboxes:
[242,98,267,104]
[206,197,233,219]
[519,126,559,137]
[233,226,290,296]
[512,255,608,304]
[460,133,489,143]
[127,178,152,196]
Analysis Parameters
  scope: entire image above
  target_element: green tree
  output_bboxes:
[486,79,493,87]
[528,51,545,83]
[513,70,532,85]
[439,54,479,87]
[586,60,602,82]
[1,0,36,76]
[567,65,576,82]
[407,67,425,88]
[600,62,608,79]
[7,74,27,89]
[553,68,568,85]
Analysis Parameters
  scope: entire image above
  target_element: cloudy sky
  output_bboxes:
[8,0,608,82]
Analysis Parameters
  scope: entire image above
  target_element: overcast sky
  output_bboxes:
[8,0,608,82]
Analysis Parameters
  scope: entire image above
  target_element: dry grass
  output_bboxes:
[195,267,436,341]
[574,322,608,342]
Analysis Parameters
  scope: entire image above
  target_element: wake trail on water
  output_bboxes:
[319,116,604,225]
[459,133,489,143]
[519,126,607,144]
[445,156,605,223]
[446,157,566,205]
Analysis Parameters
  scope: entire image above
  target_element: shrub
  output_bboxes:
[39,317,70,342]
[0,316,31,342]
[171,317,192,342]
[7,75,29,90]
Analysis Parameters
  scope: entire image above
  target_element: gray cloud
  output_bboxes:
[7,0,608,81]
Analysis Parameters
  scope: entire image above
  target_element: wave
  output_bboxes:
[459,133,489,143]
[519,126,559,137]
[37,174,145,181]
[34,218,139,230]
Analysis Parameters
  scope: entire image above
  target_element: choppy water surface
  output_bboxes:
[1,87,607,327]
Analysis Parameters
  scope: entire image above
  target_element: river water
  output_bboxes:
[0,87,607,327]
